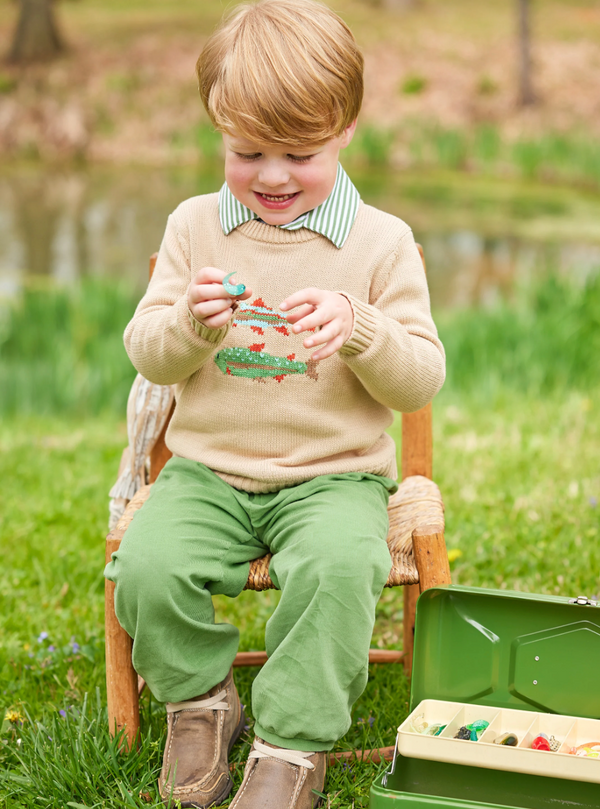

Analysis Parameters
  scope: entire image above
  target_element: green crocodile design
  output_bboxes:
[214,347,317,381]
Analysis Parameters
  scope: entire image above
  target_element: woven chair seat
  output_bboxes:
[108,474,444,591]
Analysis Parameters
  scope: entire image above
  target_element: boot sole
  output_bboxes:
[178,703,247,809]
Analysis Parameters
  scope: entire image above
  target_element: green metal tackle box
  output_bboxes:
[370,585,600,808]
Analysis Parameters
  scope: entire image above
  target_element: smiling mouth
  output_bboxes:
[259,192,297,201]
[254,191,300,208]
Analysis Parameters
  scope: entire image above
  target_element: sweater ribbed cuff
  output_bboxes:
[187,308,229,344]
[338,294,379,356]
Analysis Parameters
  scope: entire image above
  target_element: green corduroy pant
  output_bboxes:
[104,458,396,751]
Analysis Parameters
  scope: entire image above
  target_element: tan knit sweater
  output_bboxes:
[124,194,445,492]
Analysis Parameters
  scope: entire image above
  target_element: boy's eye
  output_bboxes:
[288,154,314,163]
[236,152,262,161]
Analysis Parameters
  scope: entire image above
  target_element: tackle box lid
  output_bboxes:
[410,585,600,719]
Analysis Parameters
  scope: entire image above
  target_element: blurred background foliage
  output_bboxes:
[1,0,600,175]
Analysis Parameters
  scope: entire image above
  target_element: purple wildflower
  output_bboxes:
[368,716,375,727]
[590,497,598,508]
[59,710,67,718]
[48,645,55,653]
[37,632,48,643]
[71,642,80,654]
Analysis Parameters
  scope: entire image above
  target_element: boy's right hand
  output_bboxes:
[188,267,252,330]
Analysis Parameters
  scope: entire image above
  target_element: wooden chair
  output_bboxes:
[105,249,450,757]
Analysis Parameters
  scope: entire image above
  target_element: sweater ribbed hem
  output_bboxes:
[210,456,398,493]
[187,308,229,343]
[338,294,379,356]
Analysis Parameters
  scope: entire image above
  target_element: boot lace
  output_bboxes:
[166,688,229,713]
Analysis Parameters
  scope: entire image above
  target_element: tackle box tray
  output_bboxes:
[397,699,600,783]
[370,585,600,809]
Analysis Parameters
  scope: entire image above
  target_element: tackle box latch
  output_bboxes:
[569,595,598,606]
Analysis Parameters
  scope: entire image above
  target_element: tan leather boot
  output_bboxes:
[158,668,246,808]
[229,737,327,809]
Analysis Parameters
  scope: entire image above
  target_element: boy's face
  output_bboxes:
[222,122,356,226]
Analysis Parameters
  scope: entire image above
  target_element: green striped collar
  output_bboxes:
[218,163,360,249]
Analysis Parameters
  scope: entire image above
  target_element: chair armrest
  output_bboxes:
[106,484,153,545]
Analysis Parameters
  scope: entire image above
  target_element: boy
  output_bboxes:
[104,1,445,807]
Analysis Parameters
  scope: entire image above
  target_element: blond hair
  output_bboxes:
[197,0,363,147]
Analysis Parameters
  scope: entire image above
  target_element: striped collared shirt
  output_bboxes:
[218,163,360,249]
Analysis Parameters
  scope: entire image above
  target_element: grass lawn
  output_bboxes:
[0,272,599,806]
[1,387,598,807]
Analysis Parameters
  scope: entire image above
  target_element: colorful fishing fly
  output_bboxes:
[223,272,246,296]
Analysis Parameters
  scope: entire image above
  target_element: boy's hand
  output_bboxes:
[280,289,354,361]
[188,267,252,330]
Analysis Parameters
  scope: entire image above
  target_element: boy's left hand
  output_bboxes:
[280,289,354,361]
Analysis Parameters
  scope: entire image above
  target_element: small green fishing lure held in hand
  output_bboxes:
[222,272,246,296]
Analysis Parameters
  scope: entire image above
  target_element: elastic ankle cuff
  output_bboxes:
[253,722,333,752]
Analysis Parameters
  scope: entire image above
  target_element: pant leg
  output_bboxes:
[249,473,396,751]
[104,458,267,703]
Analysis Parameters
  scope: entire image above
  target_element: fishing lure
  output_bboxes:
[455,720,489,741]
[407,714,428,734]
[222,272,246,296]
[467,720,489,741]
[494,732,518,746]
[455,726,471,741]
[531,735,551,751]
[571,742,600,758]
[424,723,447,737]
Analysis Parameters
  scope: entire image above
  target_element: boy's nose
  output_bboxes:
[258,161,290,188]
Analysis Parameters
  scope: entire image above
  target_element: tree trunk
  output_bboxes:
[8,0,65,63]
[517,0,536,106]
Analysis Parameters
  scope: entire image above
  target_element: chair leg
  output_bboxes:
[402,584,419,675]
[405,526,450,677]
[105,537,139,749]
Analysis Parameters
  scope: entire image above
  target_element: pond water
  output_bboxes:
[2,163,600,311]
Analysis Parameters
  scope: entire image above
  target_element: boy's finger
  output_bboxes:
[311,333,346,361]
[280,287,325,312]
[303,323,338,348]
[291,307,330,334]
[190,284,253,304]
[192,266,227,285]
[189,283,232,303]
[191,298,233,318]
[284,303,316,324]
[201,308,234,330]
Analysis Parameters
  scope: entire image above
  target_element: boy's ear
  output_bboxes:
[340,119,358,149]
